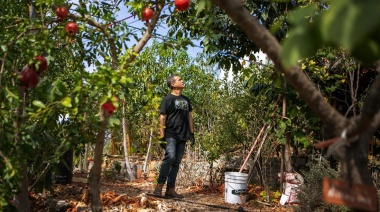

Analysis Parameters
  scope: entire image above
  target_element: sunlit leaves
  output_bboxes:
[320,0,380,52]
[108,116,120,127]
[61,97,72,108]
[282,0,380,66]
[280,3,322,68]
[196,0,212,15]
[33,100,47,108]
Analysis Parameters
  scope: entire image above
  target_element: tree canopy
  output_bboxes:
[1,0,380,211]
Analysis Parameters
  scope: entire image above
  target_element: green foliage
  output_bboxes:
[282,0,380,67]
[175,0,302,71]
[103,170,115,180]
[245,62,318,149]
[113,161,122,174]
[294,156,349,212]
[0,0,141,208]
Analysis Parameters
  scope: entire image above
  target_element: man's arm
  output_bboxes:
[189,112,194,134]
[159,114,167,138]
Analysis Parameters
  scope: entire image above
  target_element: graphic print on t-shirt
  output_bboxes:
[174,99,189,110]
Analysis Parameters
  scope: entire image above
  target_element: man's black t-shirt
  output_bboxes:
[160,94,192,140]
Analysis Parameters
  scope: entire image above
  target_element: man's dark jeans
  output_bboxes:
[157,137,186,187]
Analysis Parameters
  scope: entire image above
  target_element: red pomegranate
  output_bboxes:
[65,22,78,36]
[20,69,39,88]
[101,97,118,115]
[34,55,48,73]
[141,8,154,23]
[55,7,69,19]
[175,0,190,11]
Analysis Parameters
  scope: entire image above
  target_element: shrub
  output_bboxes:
[113,161,122,174]
[294,156,349,212]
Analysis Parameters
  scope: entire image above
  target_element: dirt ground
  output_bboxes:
[29,177,296,212]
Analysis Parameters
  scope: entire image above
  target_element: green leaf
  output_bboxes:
[288,4,318,25]
[197,0,207,15]
[1,45,7,52]
[352,38,380,64]
[32,100,46,108]
[53,80,67,96]
[5,87,19,100]
[72,107,78,115]
[320,0,380,51]
[281,23,321,68]
[108,116,120,127]
[61,97,72,108]
[289,106,299,119]
[262,13,268,21]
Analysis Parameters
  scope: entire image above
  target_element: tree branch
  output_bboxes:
[210,0,347,134]
[68,13,104,30]
[67,13,119,69]
[0,55,6,95]
[346,74,380,138]
[123,2,165,69]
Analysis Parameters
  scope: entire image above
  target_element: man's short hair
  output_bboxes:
[166,74,179,89]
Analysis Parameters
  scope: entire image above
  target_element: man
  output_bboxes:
[153,75,194,198]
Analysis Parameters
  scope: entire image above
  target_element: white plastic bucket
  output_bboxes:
[225,172,248,204]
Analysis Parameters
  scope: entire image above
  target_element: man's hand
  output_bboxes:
[159,136,166,149]
[189,133,195,147]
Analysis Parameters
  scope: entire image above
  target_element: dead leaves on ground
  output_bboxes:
[30,184,142,211]
[29,180,293,211]
[100,190,140,207]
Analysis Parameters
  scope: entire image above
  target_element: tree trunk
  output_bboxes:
[13,162,29,212]
[88,108,108,212]
[79,153,83,172]
[122,100,135,180]
[110,131,117,155]
[282,82,293,173]
[13,2,37,209]
[143,130,153,172]
[337,132,373,185]
[127,127,131,155]
[84,143,89,170]
[13,85,30,211]
[284,137,293,173]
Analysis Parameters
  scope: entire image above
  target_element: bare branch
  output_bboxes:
[0,54,6,94]
[345,64,360,117]
[346,74,380,138]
